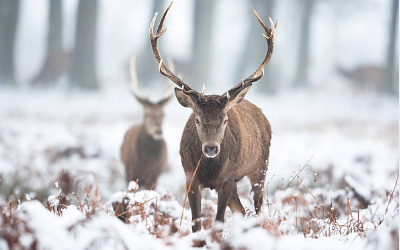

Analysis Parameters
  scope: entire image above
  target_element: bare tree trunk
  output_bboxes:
[135,0,164,85]
[235,0,275,93]
[70,0,98,89]
[32,0,66,86]
[191,0,214,89]
[0,0,20,85]
[384,0,398,94]
[294,0,314,88]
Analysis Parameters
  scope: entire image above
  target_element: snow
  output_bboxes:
[344,175,372,201]
[5,196,396,249]
[14,200,168,250]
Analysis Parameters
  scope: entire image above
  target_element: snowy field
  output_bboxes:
[0,84,398,250]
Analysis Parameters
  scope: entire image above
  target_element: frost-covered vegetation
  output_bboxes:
[0,87,398,250]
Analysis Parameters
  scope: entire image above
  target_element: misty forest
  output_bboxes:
[0,0,399,249]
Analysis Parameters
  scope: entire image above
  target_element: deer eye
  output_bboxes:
[195,118,200,125]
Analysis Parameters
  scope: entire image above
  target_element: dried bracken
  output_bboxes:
[0,165,398,250]
[1,201,38,250]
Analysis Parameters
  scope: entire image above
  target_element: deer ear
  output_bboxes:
[132,93,152,106]
[174,88,196,109]
[225,85,251,110]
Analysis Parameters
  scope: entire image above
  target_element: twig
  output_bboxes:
[143,196,157,205]
[180,155,203,227]
[287,153,315,188]
[68,192,89,215]
[116,209,130,217]
[347,198,354,221]
[379,173,399,225]
[297,175,335,223]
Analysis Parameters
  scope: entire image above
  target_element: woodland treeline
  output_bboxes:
[0,0,398,94]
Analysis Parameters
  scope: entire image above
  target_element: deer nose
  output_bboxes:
[203,143,220,158]
[205,146,217,155]
[152,130,163,140]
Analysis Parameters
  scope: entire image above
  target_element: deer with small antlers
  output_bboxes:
[150,2,277,232]
[120,57,174,189]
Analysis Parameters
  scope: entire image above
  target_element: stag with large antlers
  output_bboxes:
[120,57,174,189]
[150,2,277,232]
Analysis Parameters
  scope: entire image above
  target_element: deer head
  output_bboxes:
[149,2,277,157]
[130,57,174,140]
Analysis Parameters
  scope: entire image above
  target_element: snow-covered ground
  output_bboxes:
[0,85,398,249]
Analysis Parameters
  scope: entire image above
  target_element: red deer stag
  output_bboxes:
[149,2,277,232]
[120,57,174,189]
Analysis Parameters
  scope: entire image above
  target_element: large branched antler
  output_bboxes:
[150,3,276,102]
[222,9,278,101]
[130,56,175,104]
[149,1,199,96]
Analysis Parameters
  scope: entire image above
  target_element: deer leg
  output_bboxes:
[215,179,235,226]
[144,173,157,190]
[187,176,201,232]
[228,183,245,215]
[125,165,133,185]
[249,166,267,214]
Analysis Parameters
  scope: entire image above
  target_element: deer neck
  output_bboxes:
[137,125,164,156]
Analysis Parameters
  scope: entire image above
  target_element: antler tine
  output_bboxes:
[200,84,205,97]
[224,9,277,99]
[149,2,198,94]
[130,56,147,99]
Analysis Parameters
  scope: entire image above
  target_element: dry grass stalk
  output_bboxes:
[297,175,334,222]
[180,154,203,227]
[287,154,315,188]
[379,173,399,225]
[288,172,369,238]
[69,192,89,216]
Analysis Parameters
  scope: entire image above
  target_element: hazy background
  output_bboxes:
[0,0,398,94]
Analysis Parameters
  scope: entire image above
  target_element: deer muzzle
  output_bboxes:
[202,142,220,158]
[152,130,163,141]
